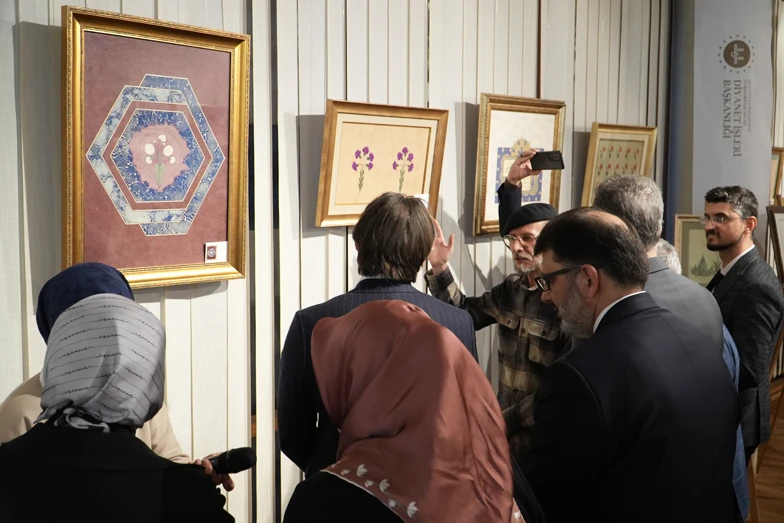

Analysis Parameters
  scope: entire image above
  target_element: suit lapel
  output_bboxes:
[712,250,758,304]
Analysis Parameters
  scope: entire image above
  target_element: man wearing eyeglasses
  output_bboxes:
[520,208,739,523]
[426,150,568,459]
[703,186,784,464]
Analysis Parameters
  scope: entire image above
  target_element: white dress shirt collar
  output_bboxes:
[720,246,755,276]
[593,291,646,333]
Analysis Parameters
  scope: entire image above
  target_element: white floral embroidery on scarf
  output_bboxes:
[328,464,420,520]
[357,464,367,477]
[379,479,390,492]
[406,502,418,518]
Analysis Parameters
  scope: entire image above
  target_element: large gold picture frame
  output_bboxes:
[315,100,448,227]
[473,94,566,236]
[581,122,657,207]
[62,7,250,288]
[674,214,721,288]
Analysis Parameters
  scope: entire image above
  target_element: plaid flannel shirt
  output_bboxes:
[426,266,569,458]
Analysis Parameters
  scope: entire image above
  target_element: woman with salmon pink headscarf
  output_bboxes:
[283,300,524,523]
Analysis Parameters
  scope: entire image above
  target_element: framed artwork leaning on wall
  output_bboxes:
[62,6,250,288]
[581,122,657,207]
[315,100,448,227]
[674,214,722,288]
[770,147,784,205]
[473,94,566,236]
[767,206,784,282]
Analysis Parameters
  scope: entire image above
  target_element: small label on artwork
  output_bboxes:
[205,241,228,263]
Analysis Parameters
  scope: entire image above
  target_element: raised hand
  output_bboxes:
[507,150,542,186]
[429,218,454,275]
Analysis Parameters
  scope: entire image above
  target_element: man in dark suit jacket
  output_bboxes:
[499,173,724,351]
[703,186,784,461]
[521,208,739,523]
[277,192,477,477]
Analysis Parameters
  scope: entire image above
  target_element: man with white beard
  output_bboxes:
[427,152,569,459]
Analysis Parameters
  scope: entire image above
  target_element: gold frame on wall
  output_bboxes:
[315,100,449,227]
[62,6,250,288]
[581,122,657,207]
[473,94,566,236]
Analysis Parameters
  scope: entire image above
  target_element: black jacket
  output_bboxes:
[712,249,784,448]
[521,293,739,523]
[0,423,233,523]
[277,279,477,476]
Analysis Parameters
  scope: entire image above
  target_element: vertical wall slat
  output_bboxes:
[121,0,156,17]
[597,0,611,123]
[430,0,465,308]
[646,0,660,129]
[507,0,524,97]
[163,288,193,459]
[637,0,651,127]
[368,0,389,104]
[86,0,122,11]
[585,0,600,126]
[521,0,538,97]
[345,0,370,289]
[251,0,276,520]
[297,0,329,311]
[326,0,348,298]
[0,1,23,397]
[460,0,478,311]
[156,0,178,21]
[388,0,409,106]
[225,278,250,521]
[276,0,303,509]
[607,0,622,124]
[476,0,495,381]
[655,0,669,185]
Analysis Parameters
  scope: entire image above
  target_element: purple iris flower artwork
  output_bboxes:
[352,147,375,191]
[392,146,414,191]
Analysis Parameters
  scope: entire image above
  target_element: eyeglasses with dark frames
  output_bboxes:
[502,233,538,249]
[534,266,581,292]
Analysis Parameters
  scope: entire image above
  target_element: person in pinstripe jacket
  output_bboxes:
[277,192,477,477]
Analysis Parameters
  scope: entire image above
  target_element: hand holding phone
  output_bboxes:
[528,151,565,171]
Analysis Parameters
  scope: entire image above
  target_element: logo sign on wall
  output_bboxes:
[693,0,772,217]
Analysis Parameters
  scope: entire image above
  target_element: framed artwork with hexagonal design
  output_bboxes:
[62,6,249,288]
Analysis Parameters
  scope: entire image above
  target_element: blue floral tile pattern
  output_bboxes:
[85,75,226,236]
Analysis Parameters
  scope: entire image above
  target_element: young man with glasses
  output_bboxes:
[703,186,784,464]
[426,150,568,459]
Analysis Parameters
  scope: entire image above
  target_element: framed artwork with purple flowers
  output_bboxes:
[315,100,449,227]
[581,122,657,207]
[473,94,566,236]
[62,7,250,288]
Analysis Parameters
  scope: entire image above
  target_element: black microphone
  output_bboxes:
[208,447,257,475]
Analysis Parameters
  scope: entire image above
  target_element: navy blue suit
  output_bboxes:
[277,279,478,476]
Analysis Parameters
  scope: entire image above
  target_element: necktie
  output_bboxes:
[706,271,724,292]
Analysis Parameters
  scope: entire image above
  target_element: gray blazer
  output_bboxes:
[713,249,784,448]
[646,256,724,353]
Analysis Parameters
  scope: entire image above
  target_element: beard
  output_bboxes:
[558,285,594,339]
[705,231,742,252]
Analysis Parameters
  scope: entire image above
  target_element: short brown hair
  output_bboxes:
[352,193,435,282]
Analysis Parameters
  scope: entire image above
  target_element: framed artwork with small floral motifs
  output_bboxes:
[315,100,448,227]
[581,122,657,207]
[62,7,250,288]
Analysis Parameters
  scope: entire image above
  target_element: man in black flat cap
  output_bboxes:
[427,151,568,459]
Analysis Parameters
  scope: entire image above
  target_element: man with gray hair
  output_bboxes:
[592,175,724,352]
[655,238,682,274]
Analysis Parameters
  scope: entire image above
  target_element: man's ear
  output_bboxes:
[579,265,600,298]
[746,216,758,233]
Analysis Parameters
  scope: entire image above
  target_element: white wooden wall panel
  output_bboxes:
[326,0,348,300]
[6,1,253,521]
[0,3,23,399]
[276,0,303,511]
[251,0,276,520]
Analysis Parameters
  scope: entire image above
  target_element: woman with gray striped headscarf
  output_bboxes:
[0,294,233,523]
